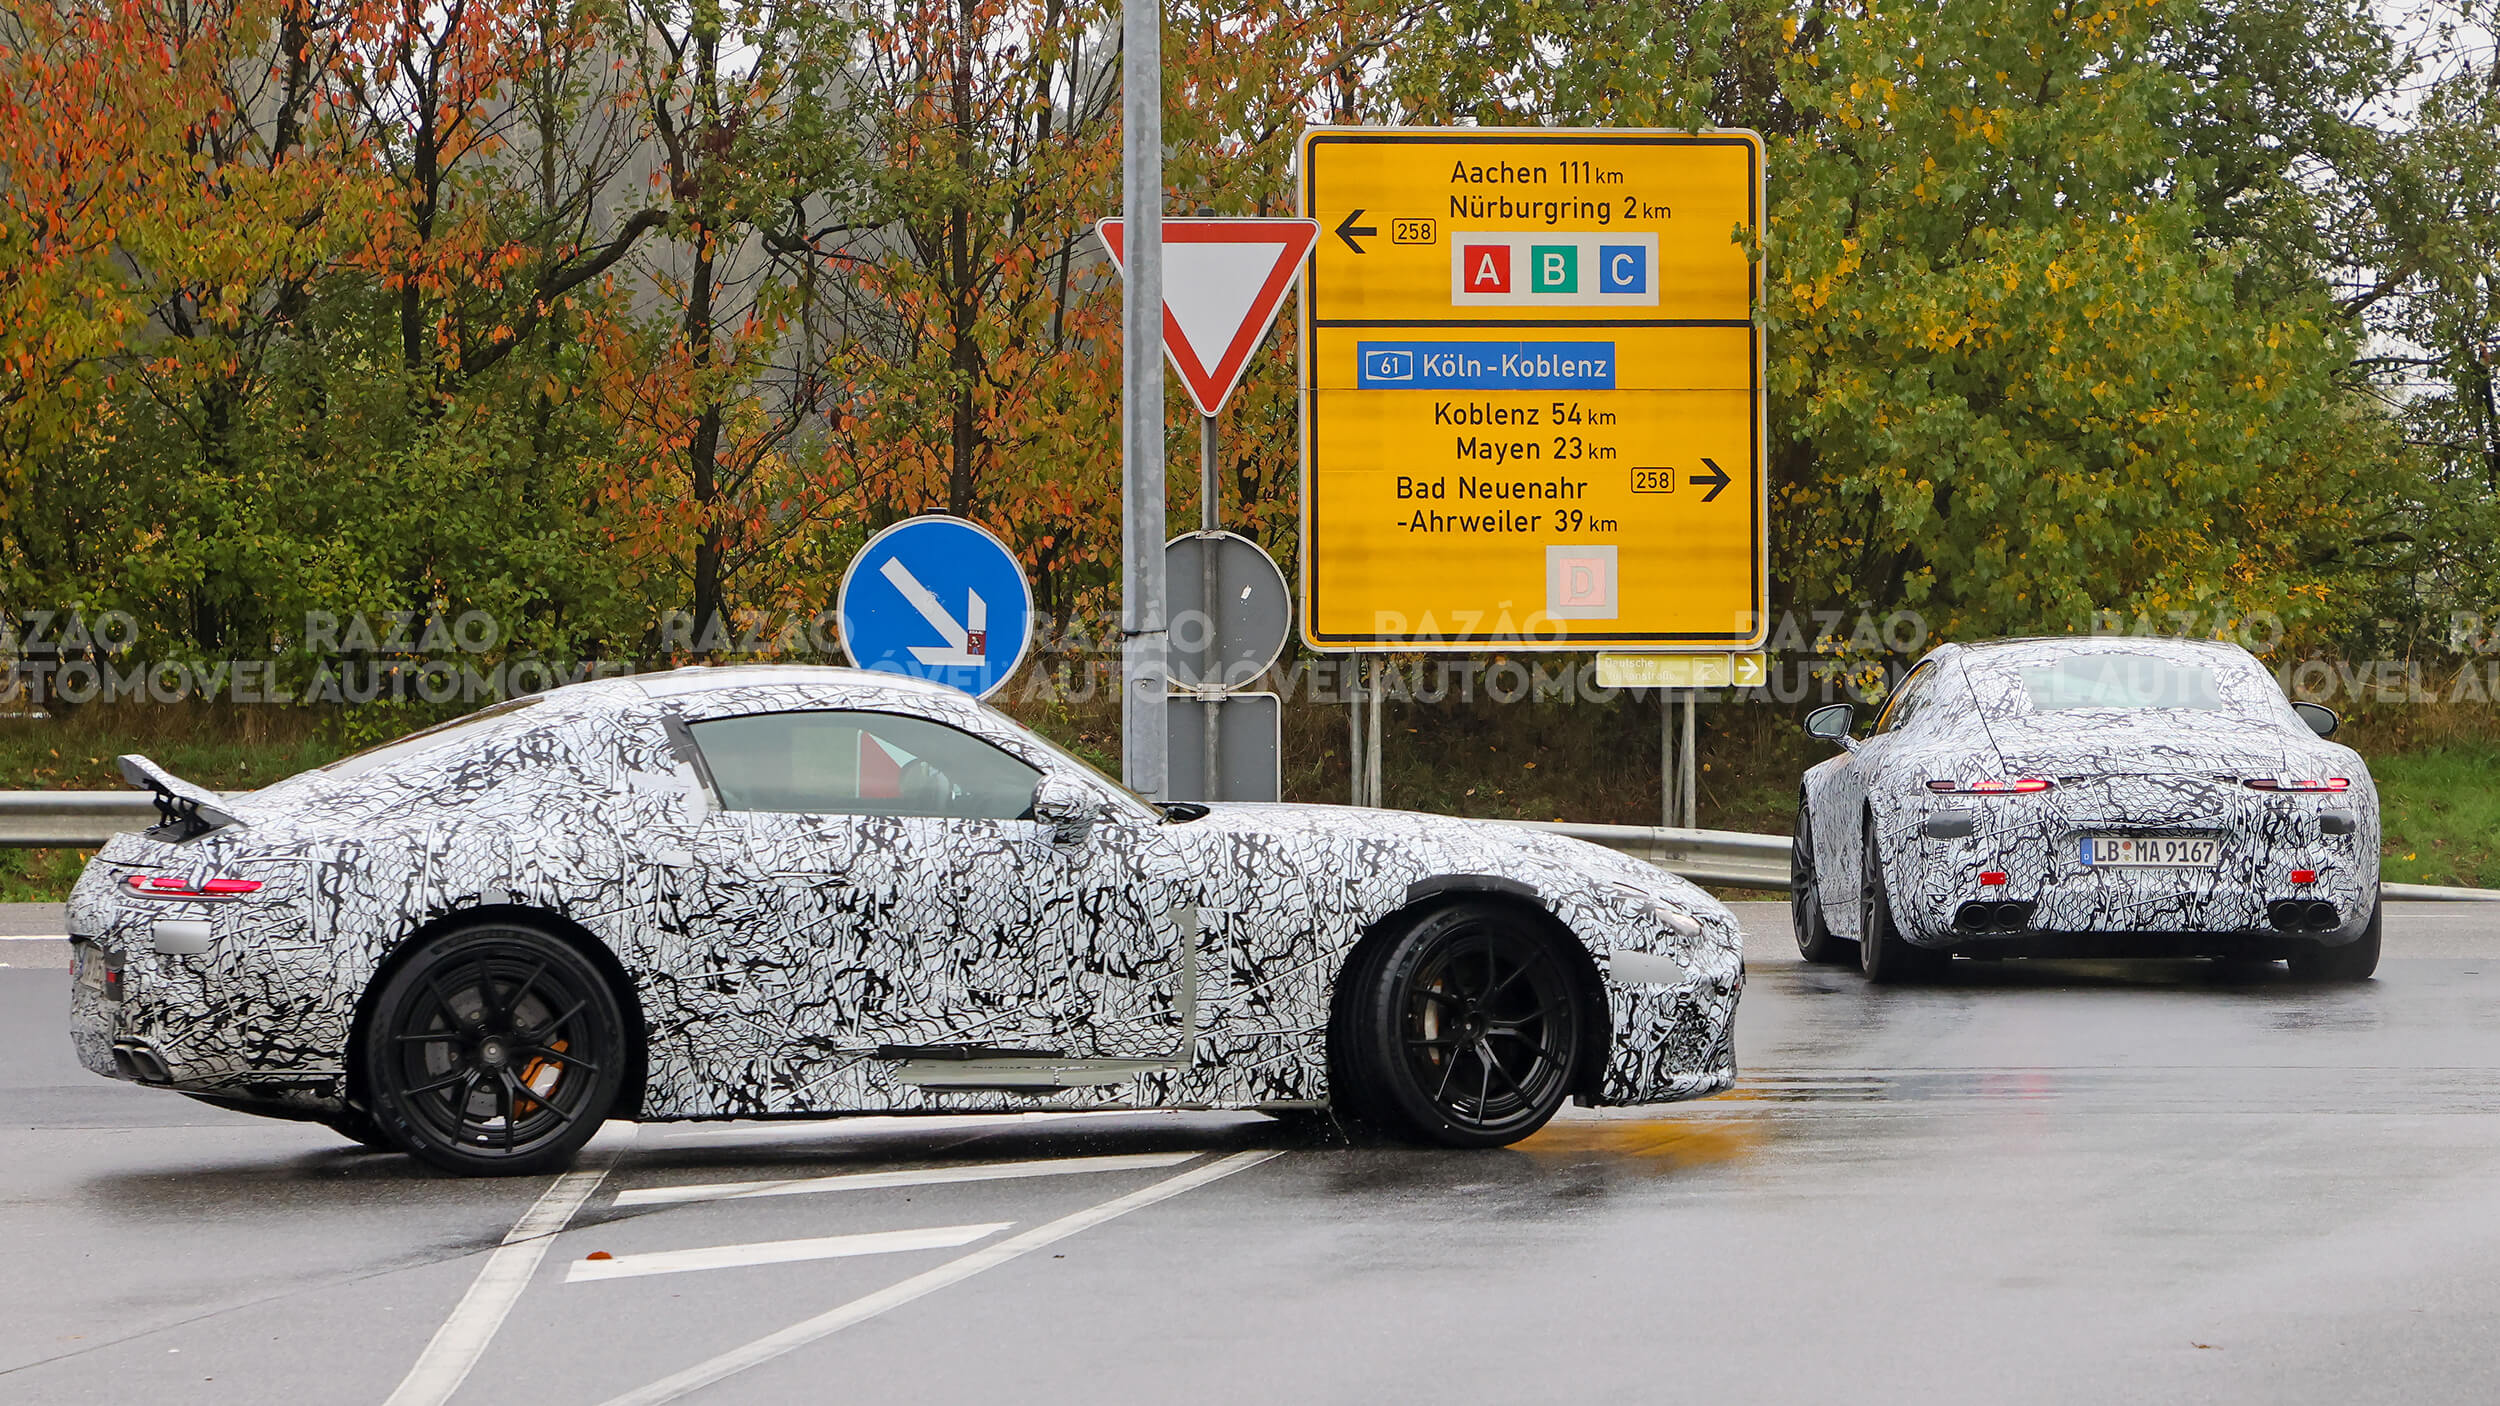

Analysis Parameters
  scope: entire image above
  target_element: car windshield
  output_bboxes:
[986,714,1168,817]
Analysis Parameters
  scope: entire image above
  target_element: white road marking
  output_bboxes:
[612,1151,1200,1208]
[598,1149,1281,1406]
[0,934,68,942]
[568,1221,1010,1283]
[384,1146,619,1406]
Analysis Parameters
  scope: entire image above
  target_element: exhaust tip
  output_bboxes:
[1954,900,2037,933]
[111,1041,172,1084]
[2269,899,2342,933]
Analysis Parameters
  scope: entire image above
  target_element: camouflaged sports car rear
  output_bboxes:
[1803,638,2380,954]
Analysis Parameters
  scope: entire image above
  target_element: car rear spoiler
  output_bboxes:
[116,754,246,840]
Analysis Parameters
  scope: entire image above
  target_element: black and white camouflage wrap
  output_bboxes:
[1801,637,2380,951]
[65,667,1741,1121]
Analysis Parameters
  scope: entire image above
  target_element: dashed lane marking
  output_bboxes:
[598,1149,1281,1406]
[611,1151,1201,1209]
[384,1145,619,1406]
[568,1221,1011,1283]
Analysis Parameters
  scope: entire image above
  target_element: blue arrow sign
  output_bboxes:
[836,516,1034,699]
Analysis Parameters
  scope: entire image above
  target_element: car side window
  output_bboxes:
[1873,663,1935,735]
[687,710,1041,820]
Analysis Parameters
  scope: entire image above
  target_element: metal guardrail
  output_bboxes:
[0,791,2492,902]
[0,792,159,847]
[1517,819,2500,903]
[1517,822,1794,889]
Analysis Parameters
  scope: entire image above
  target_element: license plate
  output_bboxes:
[2080,835,2220,868]
[72,940,127,999]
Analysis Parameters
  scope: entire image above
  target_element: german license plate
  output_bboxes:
[72,940,114,995]
[2080,835,2220,868]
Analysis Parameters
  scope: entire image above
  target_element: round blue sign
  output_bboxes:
[836,516,1034,699]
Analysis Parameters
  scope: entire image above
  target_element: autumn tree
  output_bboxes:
[586,0,868,646]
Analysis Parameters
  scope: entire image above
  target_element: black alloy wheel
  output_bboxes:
[1859,824,1945,983]
[363,923,627,1176]
[2287,898,2382,982]
[1346,902,1585,1148]
[1792,804,1853,964]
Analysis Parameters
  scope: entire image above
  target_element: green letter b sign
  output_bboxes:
[1530,245,1577,293]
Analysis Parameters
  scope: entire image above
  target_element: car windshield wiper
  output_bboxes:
[1155,801,1212,822]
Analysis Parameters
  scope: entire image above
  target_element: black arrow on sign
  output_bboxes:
[1335,208,1377,254]
[1691,458,1732,502]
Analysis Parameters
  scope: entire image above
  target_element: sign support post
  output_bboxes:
[1117,0,1166,799]
[1348,667,1364,806]
[1096,213,1317,804]
[1199,409,1221,798]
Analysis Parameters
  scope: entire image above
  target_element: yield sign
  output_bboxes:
[1096,217,1320,415]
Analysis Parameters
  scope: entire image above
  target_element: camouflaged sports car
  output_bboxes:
[67,667,1741,1174]
[1793,637,2380,982]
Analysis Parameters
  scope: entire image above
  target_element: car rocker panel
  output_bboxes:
[1804,638,2381,956]
[68,669,1740,1133]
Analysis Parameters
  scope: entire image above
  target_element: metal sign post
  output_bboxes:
[1118,0,1166,799]
[1099,214,1316,803]
[1597,652,1765,830]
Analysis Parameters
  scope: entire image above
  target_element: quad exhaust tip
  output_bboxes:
[2268,899,2342,933]
[1954,900,2037,933]
[110,1040,172,1084]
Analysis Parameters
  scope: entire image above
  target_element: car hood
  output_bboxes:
[1978,710,2294,778]
[1176,802,1717,906]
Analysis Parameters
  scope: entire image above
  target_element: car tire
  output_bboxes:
[1342,902,1586,1149]
[1792,804,1853,964]
[363,922,628,1177]
[2287,899,2382,983]
[1859,825,1944,983]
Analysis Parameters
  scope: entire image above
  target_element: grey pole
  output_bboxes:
[1348,663,1364,805]
[1118,0,1167,799]
[1198,411,1220,798]
[1681,691,1699,828]
[1660,689,1674,831]
[1366,658,1385,807]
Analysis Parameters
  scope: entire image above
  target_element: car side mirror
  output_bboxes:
[1031,774,1102,842]
[2292,701,2339,738]
[1804,703,1857,748]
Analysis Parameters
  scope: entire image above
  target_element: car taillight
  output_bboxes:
[1926,778,2055,795]
[124,873,263,898]
[2244,776,2349,792]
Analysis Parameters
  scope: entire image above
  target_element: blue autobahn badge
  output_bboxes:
[1355,341,1616,390]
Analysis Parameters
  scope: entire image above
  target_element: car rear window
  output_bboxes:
[317,697,548,780]
[2010,655,2225,712]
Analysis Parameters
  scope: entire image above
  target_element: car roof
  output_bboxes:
[626,664,964,700]
[1944,635,2257,666]
[514,664,972,714]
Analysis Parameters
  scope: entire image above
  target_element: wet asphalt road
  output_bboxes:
[7,902,2500,1404]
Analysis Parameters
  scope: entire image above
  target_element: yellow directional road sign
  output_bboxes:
[1297,127,1766,651]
